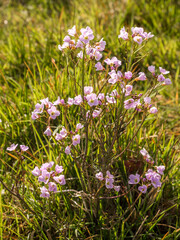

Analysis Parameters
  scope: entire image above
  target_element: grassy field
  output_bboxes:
[0,0,180,239]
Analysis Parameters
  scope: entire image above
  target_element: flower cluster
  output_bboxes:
[31,97,62,120]
[124,95,158,114]
[29,25,172,199]
[58,26,106,62]
[128,165,165,193]
[44,124,84,155]
[7,143,29,152]
[32,161,66,198]
[148,66,172,85]
[118,26,154,44]
[55,25,172,118]
[96,171,120,192]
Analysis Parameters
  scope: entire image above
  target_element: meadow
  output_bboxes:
[0,0,180,239]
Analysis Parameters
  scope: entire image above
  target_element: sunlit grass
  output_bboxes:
[0,0,179,239]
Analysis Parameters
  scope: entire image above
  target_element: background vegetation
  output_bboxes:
[0,0,179,239]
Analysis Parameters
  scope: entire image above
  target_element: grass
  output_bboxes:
[0,0,180,239]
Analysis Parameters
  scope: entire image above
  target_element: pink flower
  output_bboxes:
[76,123,84,130]
[106,171,114,179]
[151,176,162,188]
[108,70,123,84]
[105,171,114,189]
[20,145,29,151]
[111,57,122,68]
[105,178,114,189]
[47,106,60,119]
[55,133,63,141]
[63,35,71,42]
[74,95,83,105]
[63,36,75,47]
[76,40,83,49]
[104,57,121,68]
[157,74,165,82]
[58,40,75,51]
[125,85,133,94]
[149,107,158,114]
[55,128,67,141]
[86,44,93,55]
[72,134,80,146]
[124,71,132,80]
[77,51,83,59]
[95,172,104,181]
[40,162,54,171]
[44,127,52,136]
[60,127,67,138]
[108,69,116,77]
[95,38,106,51]
[133,36,143,44]
[68,25,76,36]
[65,146,71,155]
[86,93,99,107]
[7,143,18,151]
[84,86,93,95]
[53,96,61,105]
[124,99,136,109]
[40,186,50,198]
[144,97,151,105]
[31,112,39,120]
[38,170,51,184]
[110,89,119,97]
[159,67,170,75]
[79,26,94,44]
[128,173,140,184]
[138,72,146,81]
[156,165,165,175]
[93,50,102,61]
[138,185,147,193]
[145,170,161,187]
[114,185,121,192]
[118,27,129,40]
[34,103,44,113]
[58,44,64,51]
[164,78,172,85]
[145,169,154,181]
[53,175,66,185]
[67,97,74,106]
[140,148,149,157]
[48,182,57,192]
[32,166,40,176]
[148,65,155,74]
[117,71,123,81]
[143,32,154,39]
[60,99,65,105]
[108,74,117,84]
[140,148,151,162]
[131,27,153,41]
[98,93,105,101]
[55,165,64,174]
[40,98,52,107]
[47,161,54,168]
[95,62,103,71]
[106,95,116,104]
[131,27,144,35]
[92,109,102,118]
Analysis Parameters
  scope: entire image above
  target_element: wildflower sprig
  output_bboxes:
[32,162,66,198]
[25,26,171,200]
[118,26,154,44]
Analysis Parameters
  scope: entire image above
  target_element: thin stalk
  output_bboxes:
[108,114,147,167]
